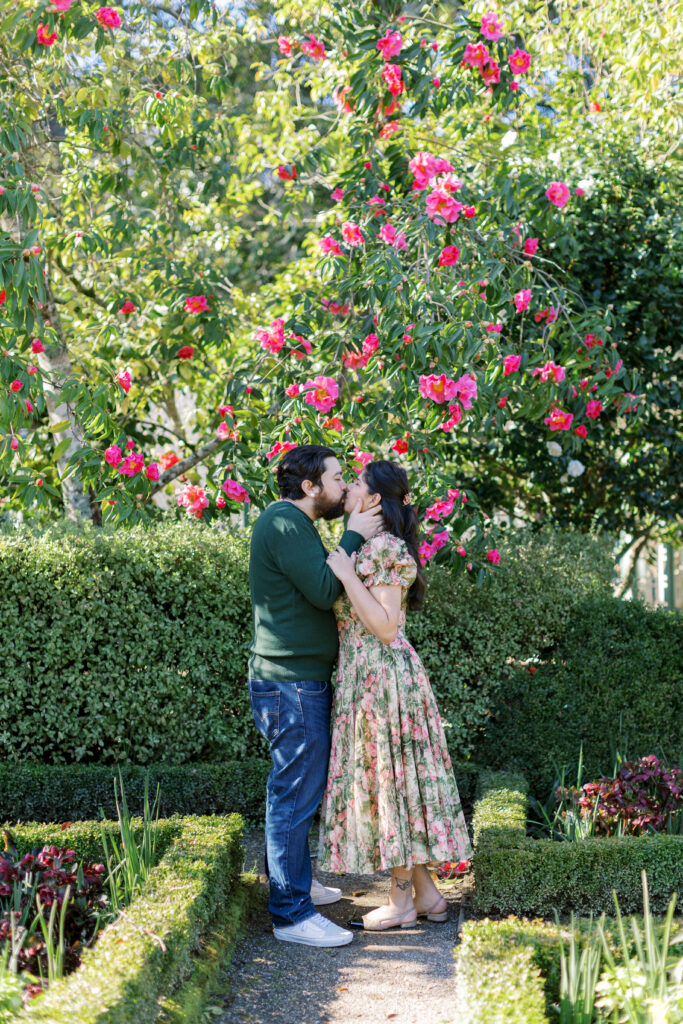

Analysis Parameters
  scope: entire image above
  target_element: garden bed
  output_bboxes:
[4,814,249,1023]
[471,770,683,915]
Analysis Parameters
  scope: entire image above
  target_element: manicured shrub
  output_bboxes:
[12,814,245,1024]
[475,597,683,791]
[472,771,683,916]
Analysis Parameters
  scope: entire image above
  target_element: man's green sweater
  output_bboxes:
[248,501,364,682]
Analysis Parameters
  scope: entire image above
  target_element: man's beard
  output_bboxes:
[314,491,347,520]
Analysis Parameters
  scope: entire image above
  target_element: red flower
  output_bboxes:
[177,345,195,359]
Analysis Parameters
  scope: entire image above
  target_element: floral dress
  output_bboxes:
[318,532,473,873]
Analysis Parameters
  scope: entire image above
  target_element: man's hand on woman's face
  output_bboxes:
[347,499,383,540]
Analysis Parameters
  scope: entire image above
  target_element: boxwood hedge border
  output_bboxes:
[472,770,683,915]
[9,814,250,1024]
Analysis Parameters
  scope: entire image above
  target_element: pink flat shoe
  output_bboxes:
[362,905,418,931]
[414,896,448,922]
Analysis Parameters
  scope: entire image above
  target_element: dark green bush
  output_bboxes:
[0,760,270,825]
[472,771,683,916]
[475,596,683,790]
[3,518,676,797]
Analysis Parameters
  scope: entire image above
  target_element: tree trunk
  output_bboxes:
[37,279,94,524]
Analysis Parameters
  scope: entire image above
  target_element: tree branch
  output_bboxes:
[53,254,111,311]
[147,436,224,497]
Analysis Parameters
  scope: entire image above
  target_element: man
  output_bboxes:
[248,445,382,947]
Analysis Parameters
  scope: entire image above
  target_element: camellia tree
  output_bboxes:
[0,0,679,579]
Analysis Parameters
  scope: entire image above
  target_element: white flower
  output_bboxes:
[503,420,516,432]
[547,441,562,457]
[567,459,586,477]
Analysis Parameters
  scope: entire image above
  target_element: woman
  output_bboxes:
[318,460,472,931]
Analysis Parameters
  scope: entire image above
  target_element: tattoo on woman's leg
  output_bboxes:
[394,877,412,891]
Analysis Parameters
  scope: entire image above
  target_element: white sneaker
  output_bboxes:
[310,877,343,906]
[273,912,353,947]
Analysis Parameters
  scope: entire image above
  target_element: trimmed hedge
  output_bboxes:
[457,917,560,1024]
[476,596,683,788]
[13,814,246,1024]
[472,770,683,915]
[0,758,479,825]
[0,760,271,826]
[0,520,621,774]
[4,817,181,864]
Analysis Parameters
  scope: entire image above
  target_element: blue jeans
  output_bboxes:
[248,678,332,927]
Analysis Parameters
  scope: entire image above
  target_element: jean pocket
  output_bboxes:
[296,680,330,696]
[249,684,280,741]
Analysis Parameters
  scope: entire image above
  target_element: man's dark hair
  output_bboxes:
[277,444,337,499]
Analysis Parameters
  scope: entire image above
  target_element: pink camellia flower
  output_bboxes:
[352,447,373,472]
[575,186,585,197]
[27,365,38,374]
[177,345,195,359]
[419,539,438,565]
[463,205,476,219]
[393,231,407,251]
[426,188,462,224]
[323,416,343,432]
[341,221,364,247]
[377,30,403,59]
[301,33,325,61]
[217,421,238,441]
[425,498,454,521]
[117,370,131,393]
[255,318,285,354]
[514,288,532,312]
[218,404,234,419]
[9,380,23,393]
[480,11,504,40]
[278,35,293,55]
[440,403,464,431]
[462,42,489,68]
[487,548,501,564]
[343,348,368,370]
[503,354,521,375]
[453,373,477,410]
[95,7,122,28]
[586,399,603,419]
[119,300,136,314]
[381,63,404,97]
[31,338,45,354]
[481,61,501,85]
[214,494,226,509]
[276,164,297,181]
[184,294,209,313]
[419,373,458,404]
[523,237,538,256]
[177,483,209,519]
[285,383,300,397]
[543,407,574,431]
[104,445,122,467]
[333,85,353,113]
[438,245,460,266]
[363,333,380,355]
[25,399,34,413]
[508,47,531,73]
[118,451,144,477]
[379,223,397,244]
[532,360,565,383]
[486,323,503,333]
[331,187,345,201]
[303,375,339,413]
[431,529,449,550]
[10,437,18,451]
[266,440,298,461]
[575,424,587,438]
[125,439,136,449]
[145,461,160,481]
[545,181,570,208]
[222,478,250,503]
[50,0,75,9]
[408,151,438,189]
[497,396,508,408]
[391,436,409,454]
[37,23,58,45]
[319,235,342,255]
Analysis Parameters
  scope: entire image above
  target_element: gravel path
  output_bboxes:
[211,831,472,1024]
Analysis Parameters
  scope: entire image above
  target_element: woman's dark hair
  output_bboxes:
[364,460,426,611]
[277,444,337,499]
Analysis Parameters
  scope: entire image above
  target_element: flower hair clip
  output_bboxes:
[402,493,412,506]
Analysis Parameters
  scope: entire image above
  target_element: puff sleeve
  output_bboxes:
[356,533,417,589]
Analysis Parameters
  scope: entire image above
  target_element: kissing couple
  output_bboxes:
[248,444,472,946]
